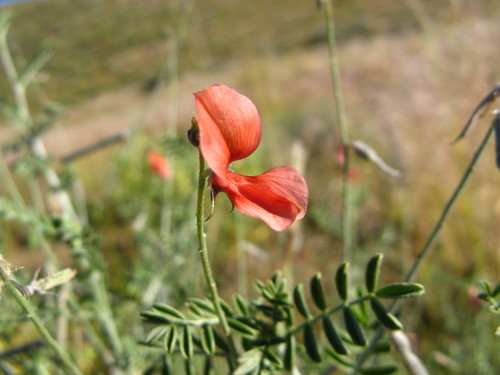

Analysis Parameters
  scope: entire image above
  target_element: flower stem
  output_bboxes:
[322,0,353,263]
[0,269,83,375]
[323,0,349,144]
[196,150,237,369]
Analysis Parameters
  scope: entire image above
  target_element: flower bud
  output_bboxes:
[187,117,200,147]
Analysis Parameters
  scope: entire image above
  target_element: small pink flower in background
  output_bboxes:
[466,286,483,309]
[148,150,170,179]
[194,84,308,231]
[347,167,360,181]
[334,145,360,181]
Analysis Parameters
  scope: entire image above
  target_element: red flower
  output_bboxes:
[194,84,308,231]
[148,150,170,179]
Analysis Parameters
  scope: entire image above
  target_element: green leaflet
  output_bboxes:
[369,297,403,331]
[227,317,259,338]
[234,294,251,317]
[365,253,383,293]
[359,365,398,374]
[303,322,322,363]
[293,283,311,319]
[140,311,172,325]
[343,306,367,346]
[153,303,185,320]
[322,316,348,355]
[375,283,425,299]
[336,262,349,302]
[144,326,167,346]
[284,335,296,371]
[200,324,216,355]
[180,325,193,359]
[310,272,327,311]
[164,326,177,354]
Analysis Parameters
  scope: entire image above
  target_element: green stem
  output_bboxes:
[0,15,30,126]
[287,295,371,337]
[196,150,237,369]
[0,154,117,368]
[403,116,497,283]
[0,16,129,373]
[323,0,349,144]
[352,117,497,374]
[323,0,353,262]
[0,269,83,375]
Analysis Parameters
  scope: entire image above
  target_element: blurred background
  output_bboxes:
[0,0,499,373]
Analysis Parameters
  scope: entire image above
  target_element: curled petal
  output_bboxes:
[195,84,262,179]
[214,167,308,231]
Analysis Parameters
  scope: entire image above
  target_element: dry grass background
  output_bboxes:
[0,0,499,373]
[14,11,496,272]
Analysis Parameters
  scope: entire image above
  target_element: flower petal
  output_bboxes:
[195,84,262,179]
[214,166,308,231]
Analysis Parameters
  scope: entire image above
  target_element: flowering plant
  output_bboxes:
[193,84,308,231]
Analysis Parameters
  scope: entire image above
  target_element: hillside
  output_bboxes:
[1,0,493,104]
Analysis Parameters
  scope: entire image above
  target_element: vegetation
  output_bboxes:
[0,0,499,374]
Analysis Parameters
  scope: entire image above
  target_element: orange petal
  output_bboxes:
[148,150,170,179]
[195,84,262,180]
[214,167,308,231]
